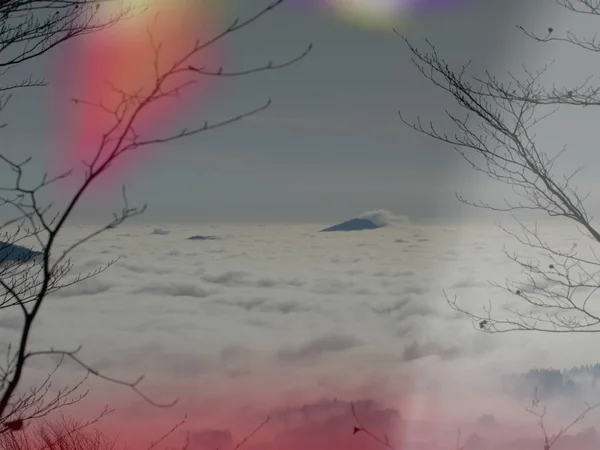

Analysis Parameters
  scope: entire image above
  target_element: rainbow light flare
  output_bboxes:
[294,0,476,29]
[327,0,405,29]
[51,0,478,196]
[55,0,222,194]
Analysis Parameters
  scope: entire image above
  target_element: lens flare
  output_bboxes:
[49,0,477,196]
[293,0,476,29]
[53,0,222,194]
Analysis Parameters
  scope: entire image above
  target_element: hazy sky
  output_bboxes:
[6,3,600,446]
[2,0,596,224]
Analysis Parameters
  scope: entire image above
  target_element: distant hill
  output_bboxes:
[0,242,42,264]
[503,363,600,400]
[187,235,218,241]
[321,218,381,232]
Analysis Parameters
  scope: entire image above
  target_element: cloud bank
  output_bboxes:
[358,209,410,227]
[5,221,600,449]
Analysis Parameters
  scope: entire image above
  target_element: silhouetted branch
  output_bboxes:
[401,0,600,335]
[351,403,394,449]
[526,386,600,449]
[233,416,270,450]
[0,406,116,450]
[0,0,311,433]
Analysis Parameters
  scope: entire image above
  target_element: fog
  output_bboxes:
[4,216,600,449]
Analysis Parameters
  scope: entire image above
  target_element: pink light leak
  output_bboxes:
[52,0,223,197]
[40,372,423,450]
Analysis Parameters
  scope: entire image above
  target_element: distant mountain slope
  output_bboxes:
[503,364,600,400]
[187,235,218,241]
[320,218,381,232]
[0,242,42,264]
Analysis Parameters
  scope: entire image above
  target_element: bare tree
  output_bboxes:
[350,402,464,450]
[0,0,311,434]
[525,387,600,450]
[351,403,395,450]
[0,412,119,450]
[351,394,600,450]
[398,0,600,334]
[0,0,137,124]
[0,410,187,449]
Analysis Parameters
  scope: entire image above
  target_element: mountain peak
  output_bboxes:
[320,218,381,232]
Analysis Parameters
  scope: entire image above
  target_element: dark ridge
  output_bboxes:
[0,242,42,264]
[187,235,218,241]
[320,218,381,232]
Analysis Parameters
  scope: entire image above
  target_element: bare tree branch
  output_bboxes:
[526,386,600,449]
[350,403,395,449]
[0,0,312,433]
[400,0,600,335]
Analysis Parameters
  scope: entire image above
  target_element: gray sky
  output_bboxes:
[3,0,591,224]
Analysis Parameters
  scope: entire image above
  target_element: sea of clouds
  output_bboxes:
[358,209,410,227]
[3,212,600,449]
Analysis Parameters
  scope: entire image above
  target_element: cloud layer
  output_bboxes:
[4,219,600,448]
[358,209,410,227]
